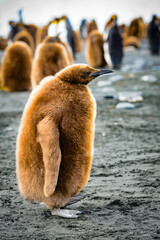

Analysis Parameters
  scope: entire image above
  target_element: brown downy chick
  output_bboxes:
[16,64,113,211]
[14,30,35,54]
[43,35,74,64]
[31,42,70,87]
[123,36,141,49]
[73,31,83,53]
[1,41,32,92]
[86,30,106,68]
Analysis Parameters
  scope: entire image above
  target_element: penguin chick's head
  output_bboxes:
[57,64,113,85]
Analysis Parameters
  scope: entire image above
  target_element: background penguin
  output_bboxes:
[16,64,113,218]
[8,21,25,42]
[43,35,74,64]
[31,41,70,87]
[13,30,35,54]
[73,30,83,53]
[23,24,38,47]
[36,24,49,45]
[48,16,76,60]
[1,41,32,92]
[127,17,144,39]
[123,36,141,49]
[147,15,160,55]
[79,19,87,40]
[87,19,98,35]
[104,15,123,69]
[86,29,106,68]
[62,16,76,59]
[0,36,8,51]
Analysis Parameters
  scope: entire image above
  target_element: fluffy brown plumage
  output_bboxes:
[1,41,32,91]
[14,30,35,53]
[36,25,48,45]
[0,36,8,50]
[127,17,145,39]
[16,64,112,209]
[123,36,141,49]
[43,36,74,64]
[73,31,83,53]
[86,30,106,68]
[87,19,98,34]
[31,42,70,87]
[24,24,38,46]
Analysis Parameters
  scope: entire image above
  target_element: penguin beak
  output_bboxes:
[91,69,113,78]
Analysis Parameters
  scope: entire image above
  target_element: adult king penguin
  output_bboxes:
[16,64,113,218]
[147,15,160,55]
[104,15,123,69]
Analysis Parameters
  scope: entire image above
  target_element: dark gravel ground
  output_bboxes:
[0,41,160,240]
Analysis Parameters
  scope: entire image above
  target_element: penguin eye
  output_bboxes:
[83,71,90,76]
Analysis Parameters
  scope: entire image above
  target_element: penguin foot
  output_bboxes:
[51,208,81,218]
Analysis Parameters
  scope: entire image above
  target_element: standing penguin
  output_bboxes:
[31,42,70,87]
[61,16,76,59]
[1,41,32,92]
[104,15,123,69]
[86,30,106,68]
[43,35,74,64]
[13,30,35,54]
[147,15,160,55]
[80,19,87,40]
[16,64,112,218]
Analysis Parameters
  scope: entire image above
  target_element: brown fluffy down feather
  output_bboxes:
[127,18,146,39]
[73,31,83,53]
[0,36,8,50]
[86,30,106,68]
[24,24,38,46]
[1,41,32,92]
[14,30,35,53]
[16,64,97,208]
[36,25,48,45]
[123,36,141,49]
[31,42,70,87]
[87,20,98,34]
[43,36,74,65]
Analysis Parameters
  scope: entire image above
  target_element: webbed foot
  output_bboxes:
[51,208,81,218]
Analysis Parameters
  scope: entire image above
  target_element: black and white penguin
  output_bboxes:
[104,15,123,69]
[147,15,160,55]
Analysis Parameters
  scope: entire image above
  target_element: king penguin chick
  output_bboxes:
[43,35,74,65]
[86,30,106,68]
[123,36,141,49]
[31,42,70,87]
[1,41,32,92]
[16,64,113,218]
[14,30,35,54]
[73,30,83,53]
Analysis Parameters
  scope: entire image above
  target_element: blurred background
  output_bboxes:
[0,0,160,36]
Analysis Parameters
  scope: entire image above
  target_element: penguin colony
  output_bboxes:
[1,14,159,91]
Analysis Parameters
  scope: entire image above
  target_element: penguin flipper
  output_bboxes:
[37,116,61,197]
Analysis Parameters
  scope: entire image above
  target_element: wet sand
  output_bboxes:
[0,41,160,239]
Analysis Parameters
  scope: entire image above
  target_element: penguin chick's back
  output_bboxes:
[17,67,96,208]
